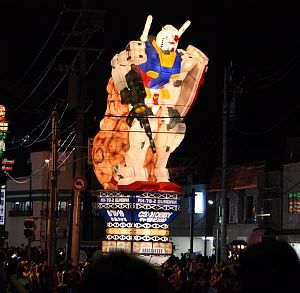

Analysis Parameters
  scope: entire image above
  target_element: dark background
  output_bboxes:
[1,1,300,180]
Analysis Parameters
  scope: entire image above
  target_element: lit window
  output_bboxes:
[11,201,31,212]
[58,201,67,211]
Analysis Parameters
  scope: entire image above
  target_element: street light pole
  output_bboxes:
[204,199,214,257]
[45,159,50,251]
[204,199,208,257]
[28,160,32,214]
[189,188,195,254]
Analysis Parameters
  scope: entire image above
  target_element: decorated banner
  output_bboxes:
[96,190,182,255]
[97,190,181,224]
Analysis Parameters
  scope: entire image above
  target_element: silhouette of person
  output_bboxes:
[78,252,171,293]
[237,238,300,293]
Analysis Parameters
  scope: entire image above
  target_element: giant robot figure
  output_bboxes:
[92,15,208,192]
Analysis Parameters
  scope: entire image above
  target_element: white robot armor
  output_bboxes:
[92,15,208,192]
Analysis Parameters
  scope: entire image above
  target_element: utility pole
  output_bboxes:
[62,2,105,264]
[220,62,233,263]
[48,111,58,270]
[27,159,33,260]
[70,0,88,265]
[204,199,208,257]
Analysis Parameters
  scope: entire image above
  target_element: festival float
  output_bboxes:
[92,15,208,264]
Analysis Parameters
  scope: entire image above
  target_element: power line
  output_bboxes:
[2,9,65,97]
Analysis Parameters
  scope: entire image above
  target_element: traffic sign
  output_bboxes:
[73,176,87,191]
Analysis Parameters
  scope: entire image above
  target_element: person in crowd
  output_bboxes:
[6,260,31,293]
[237,238,300,293]
[78,252,170,293]
[0,251,8,292]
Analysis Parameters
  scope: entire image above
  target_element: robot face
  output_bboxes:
[156,25,180,52]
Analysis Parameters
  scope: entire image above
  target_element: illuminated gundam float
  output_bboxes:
[92,15,208,262]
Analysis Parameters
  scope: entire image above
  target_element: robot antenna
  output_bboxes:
[140,15,153,42]
[178,20,191,37]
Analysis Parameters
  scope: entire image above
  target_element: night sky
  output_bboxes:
[1,1,300,178]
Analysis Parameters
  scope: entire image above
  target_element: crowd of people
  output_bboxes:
[0,239,299,292]
[0,245,86,293]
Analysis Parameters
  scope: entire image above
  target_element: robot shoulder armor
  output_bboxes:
[111,41,148,67]
[125,40,147,65]
[111,50,128,67]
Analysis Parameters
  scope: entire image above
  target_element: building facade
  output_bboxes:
[4,151,216,259]
[4,151,300,261]
[5,151,73,251]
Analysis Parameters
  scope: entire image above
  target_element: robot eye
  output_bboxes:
[174,35,179,42]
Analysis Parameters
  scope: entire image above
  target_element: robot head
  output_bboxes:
[155,20,191,52]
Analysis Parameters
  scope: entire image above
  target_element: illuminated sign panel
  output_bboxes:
[102,240,173,255]
[97,190,183,258]
[288,192,300,214]
[0,186,6,225]
[99,209,178,224]
[106,227,169,237]
[97,191,181,224]
[97,194,180,207]
[195,191,204,213]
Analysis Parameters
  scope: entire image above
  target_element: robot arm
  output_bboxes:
[111,41,148,92]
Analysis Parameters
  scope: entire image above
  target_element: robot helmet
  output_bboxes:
[155,20,191,52]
